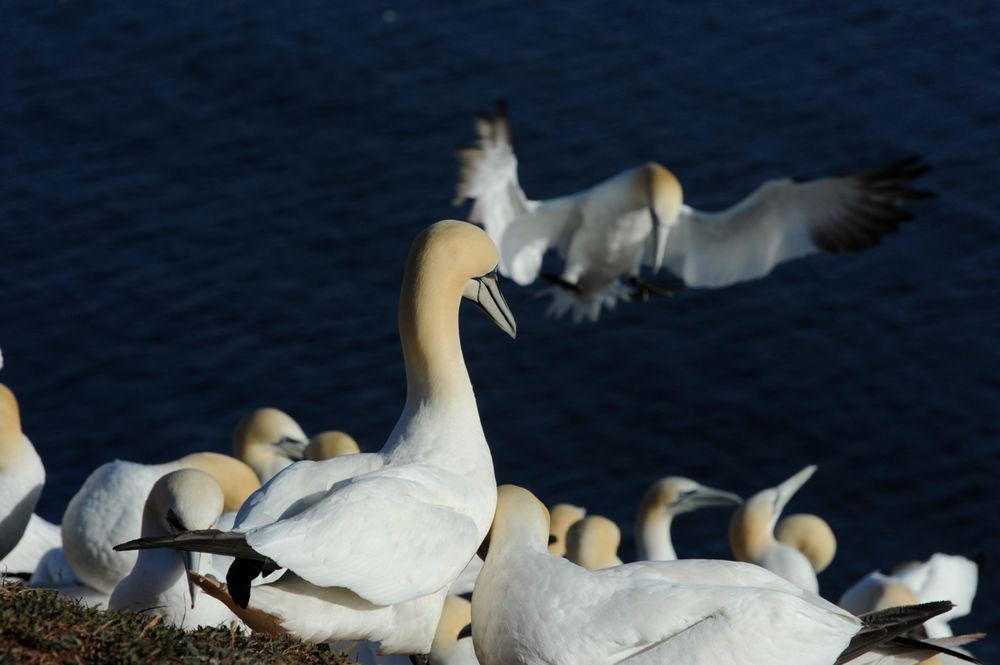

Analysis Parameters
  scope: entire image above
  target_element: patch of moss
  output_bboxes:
[0,584,351,664]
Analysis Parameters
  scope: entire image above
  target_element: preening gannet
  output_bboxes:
[729,465,826,592]
[117,221,516,659]
[0,384,45,563]
[109,469,244,630]
[455,102,932,321]
[635,476,741,561]
[775,512,837,574]
[471,485,978,665]
[61,452,259,593]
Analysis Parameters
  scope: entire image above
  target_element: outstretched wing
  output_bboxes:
[454,101,580,285]
[657,157,931,287]
[245,464,481,606]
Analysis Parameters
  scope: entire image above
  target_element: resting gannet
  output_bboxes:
[635,476,741,561]
[471,485,978,665]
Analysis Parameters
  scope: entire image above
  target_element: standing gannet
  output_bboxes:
[232,407,309,482]
[635,476,742,561]
[0,384,45,564]
[841,554,979,639]
[117,221,517,660]
[455,102,931,321]
[61,452,260,593]
[729,465,826,592]
[109,469,245,630]
[564,515,623,570]
[472,485,973,665]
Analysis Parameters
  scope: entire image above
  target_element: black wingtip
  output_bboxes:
[226,557,265,609]
[457,623,473,640]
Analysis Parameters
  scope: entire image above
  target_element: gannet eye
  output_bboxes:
[548,534,558,545]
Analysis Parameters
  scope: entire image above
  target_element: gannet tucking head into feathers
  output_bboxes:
[546,503,586,557]
[564,515,622,570]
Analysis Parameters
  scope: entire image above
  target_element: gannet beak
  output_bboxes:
[184,550,202,609]
[686,484,743,510]
[774,465,817,515]
[463,270,517,339]
[649,206,667,274]
[272,436,308,460]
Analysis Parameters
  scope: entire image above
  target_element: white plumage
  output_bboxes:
[455,102,931,321]
[0,384,46,565]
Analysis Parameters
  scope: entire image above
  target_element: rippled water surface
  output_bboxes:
[3,0,998,653]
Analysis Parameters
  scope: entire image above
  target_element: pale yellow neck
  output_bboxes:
[399,265,472,405]
[0,385,26,469]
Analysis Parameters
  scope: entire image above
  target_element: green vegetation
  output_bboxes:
[0,584,351,664]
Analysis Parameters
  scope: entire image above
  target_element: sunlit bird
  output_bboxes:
[455,102,932,321]
[116,221,516,662]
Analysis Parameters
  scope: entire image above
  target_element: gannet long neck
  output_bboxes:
[636,507,676,561]
[399,246,475,410]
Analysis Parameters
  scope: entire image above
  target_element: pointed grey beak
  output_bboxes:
[185,550,202,609]
[685,485,743,511]
[272,436,307,460]
[774,465,817,516]
[463,270,517,339]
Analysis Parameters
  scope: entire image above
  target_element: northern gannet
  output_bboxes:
[305,430,361,460]
[232,407,309,482]
[635,476,741,561]
[729,465,826,592]
[841,554,979,639]
[471,485,978,665]
[774,512,837,575]
[61,452,260,593]
[117,221,516,660]
[564,515,623,570]
[430,596,478,665]
[455,102,932,321]
[0,384,46,564]
[109,469,245,630]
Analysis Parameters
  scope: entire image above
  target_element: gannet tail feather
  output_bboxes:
[541,279,632,323]
[835,601,968,664]
[115,529,274,564]
[454,100,532,252]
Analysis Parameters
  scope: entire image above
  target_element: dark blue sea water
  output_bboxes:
[2,0,998,654]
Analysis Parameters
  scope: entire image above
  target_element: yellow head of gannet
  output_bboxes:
[638,162,684,273]
[431,595,474,662]
[547,503,586,557]
[304,431,361,460]
[775,513,837,573]
[480,485,550,563]
[232,408,308,482]
[401,220,516,399]
[139,468,224,611]
[635,476,741,561]
[564,515,622,570]
[177,452,261,512]
[729,465,821,592]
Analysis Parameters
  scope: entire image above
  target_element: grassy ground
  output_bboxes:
[0,584,351,664]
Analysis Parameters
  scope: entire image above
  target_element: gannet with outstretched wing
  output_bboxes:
[455,102,931,321]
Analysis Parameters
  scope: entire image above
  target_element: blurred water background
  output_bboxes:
[2,0,998,652]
